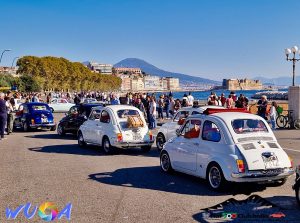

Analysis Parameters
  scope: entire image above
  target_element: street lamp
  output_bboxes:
[0,49,12,64]
[285,45,300,86]
[11,56,19,68]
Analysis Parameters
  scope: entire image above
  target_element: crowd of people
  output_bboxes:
[0,89,282,140]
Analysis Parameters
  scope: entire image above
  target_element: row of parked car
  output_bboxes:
[12,101,300,203]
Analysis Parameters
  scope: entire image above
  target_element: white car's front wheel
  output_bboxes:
[78,132,86,147]
[160,151,173,173]
[207,163,227,191]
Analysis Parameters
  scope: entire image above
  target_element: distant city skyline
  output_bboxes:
[1,0,300,81]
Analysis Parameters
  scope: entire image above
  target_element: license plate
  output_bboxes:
[42,118,48,123]
[133,134,142,141]
[264,160,279,169]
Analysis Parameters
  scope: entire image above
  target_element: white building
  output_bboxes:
[88,62,112,75]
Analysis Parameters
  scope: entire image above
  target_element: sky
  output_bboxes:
[0,0,300,81]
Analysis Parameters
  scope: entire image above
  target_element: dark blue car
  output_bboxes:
[13,102,56,131]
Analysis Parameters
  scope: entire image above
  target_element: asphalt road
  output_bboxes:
[0,113,300,223]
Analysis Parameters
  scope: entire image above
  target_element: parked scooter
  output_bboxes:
[293,165,300,206]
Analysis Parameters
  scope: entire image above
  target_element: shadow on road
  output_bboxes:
[88,166,271,197]
[25,134,76,140]
[193,195,300,223]
[28,144,160,157]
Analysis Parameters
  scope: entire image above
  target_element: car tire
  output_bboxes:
[272,178,287,186]
[57,124,65,136]
[141,145,152,152]
[160,151,173,173]
[78,131,86,147]
[23,122,30,132]
[207,163,228,191]
[156,133,166,151]
[50,107,54,113]
[296,182,300,206]
[50,125,56,131]
[102,136,115,154]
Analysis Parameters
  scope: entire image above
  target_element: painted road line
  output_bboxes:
[284,148,300,153]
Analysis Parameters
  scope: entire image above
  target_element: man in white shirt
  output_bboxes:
[187,92,194,106]
[149,97,157,129]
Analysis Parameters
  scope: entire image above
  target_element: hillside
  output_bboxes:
[114,58,220,86]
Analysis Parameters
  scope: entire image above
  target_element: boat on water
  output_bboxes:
[251,91,288,100]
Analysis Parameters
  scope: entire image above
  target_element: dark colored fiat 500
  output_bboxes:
[14,102,56,131]
[57,103,104,136]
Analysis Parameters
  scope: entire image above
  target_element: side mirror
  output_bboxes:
[176,129,181,136]
[83,116,88,120]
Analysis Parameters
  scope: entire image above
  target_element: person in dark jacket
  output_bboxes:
[0,93,8,140]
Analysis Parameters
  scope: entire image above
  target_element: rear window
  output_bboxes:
[32,105,48,111]
[232,119,268,134]
[117,109,140,118]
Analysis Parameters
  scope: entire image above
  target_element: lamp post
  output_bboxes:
[0,49,12,64]
[11,57,19,68]
[285,46,300,86]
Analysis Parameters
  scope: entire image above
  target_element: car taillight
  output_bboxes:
[288,156,293,168]
[236,159,245,173]
[31,119,35,125]
[149,130,153,141]
[117,133,123,142]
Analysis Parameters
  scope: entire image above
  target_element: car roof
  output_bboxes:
[188,112,262,121]
[105,105,139,111]
[178,105,225,112]
[80,103,104,107]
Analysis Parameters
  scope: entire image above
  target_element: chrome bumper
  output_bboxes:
[30,123,56,128]
[113,141,154,148]
[230,168,295,182]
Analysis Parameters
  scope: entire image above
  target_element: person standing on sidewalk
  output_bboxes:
[269,101,278,130]
[149,96,157,129]
[0,93,8,140]
[6,96,15,135]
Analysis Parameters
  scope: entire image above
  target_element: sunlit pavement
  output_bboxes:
[0,113,300,222]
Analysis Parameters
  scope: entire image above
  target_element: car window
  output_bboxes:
[23,105,29,114]
[117,109,140,118]
[192,111,201,115]
[232,119,268,134]
[181,119,202,139]
[32,105,48,111]
[100,110,110,123]
[88,109,101,120]
[69,106,79,115]
[174,110,189,121]
[202,120,221,142]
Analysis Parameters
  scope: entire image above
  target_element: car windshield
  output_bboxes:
[31,105,49,111]
[231,119,268,134]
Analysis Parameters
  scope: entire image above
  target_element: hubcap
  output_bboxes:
[209,166,221,188]
[161,154,170,171]
[104,140,110,152]
[78,134,84,145]
[58,125,62,135]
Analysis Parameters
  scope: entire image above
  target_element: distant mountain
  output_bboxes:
[114,58,220,86]
[253,76,297,86]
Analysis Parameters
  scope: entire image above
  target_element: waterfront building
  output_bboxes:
[0,66,18,76]
[113,67,142,76]
[144,75,161,90]
[88,62,112,75]
[166,77,180,91]
[131,77,145,91]
[222,78,263,90]
[120,75,131,91]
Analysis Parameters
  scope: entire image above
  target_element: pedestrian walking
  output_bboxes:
[257,95,268,120]
[6,96,15,135]
[269,101,278,130]
[149,97,157,129]
[0,93,8,140]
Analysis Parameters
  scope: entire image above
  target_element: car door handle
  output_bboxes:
[193,143,199,146]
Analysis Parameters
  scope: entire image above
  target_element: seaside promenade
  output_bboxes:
[0,113,299,222]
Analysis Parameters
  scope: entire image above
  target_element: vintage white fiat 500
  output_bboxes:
[160,109,294,190]
[78,105,154,154]
[156,105,224,150]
